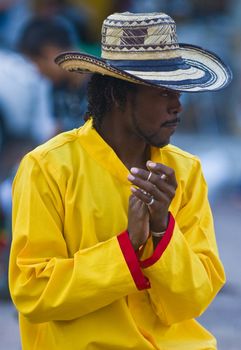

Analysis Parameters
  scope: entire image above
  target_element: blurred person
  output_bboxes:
[0,15,88,178]
[0,48,56,179]
[0,0,30,48]
[9,11,232,350]
[31,0,90,40]
[32,0,130,41]
[30,0,100,56]
[17,15,89,132]
[0,42,58,145]
[0,12,80,157]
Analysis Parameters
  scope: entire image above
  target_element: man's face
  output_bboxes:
[126,84,183,148]
[35,45,73,85]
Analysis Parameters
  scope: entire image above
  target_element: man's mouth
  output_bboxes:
[162,117,181,127]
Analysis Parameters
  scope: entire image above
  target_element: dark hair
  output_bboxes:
[17,15,79,56]
[85,74,137,129]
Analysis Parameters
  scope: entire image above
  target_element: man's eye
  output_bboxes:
[160,92,182,98]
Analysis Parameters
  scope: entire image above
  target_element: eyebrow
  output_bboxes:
[159,91,182,98]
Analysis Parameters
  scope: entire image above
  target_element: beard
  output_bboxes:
[130,105,171,148]
[128,92,180,148]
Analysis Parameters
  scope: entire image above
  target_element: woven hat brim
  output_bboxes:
[55,44,232,92]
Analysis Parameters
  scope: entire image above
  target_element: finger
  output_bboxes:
[146,161,177,187]
[129,193,145,209]
[129,168,170,191]
[130,167,150,181]
[131,186,170,208]
[130,165,176,188]
[131,186,154,205]
[129,194,136,204]
[129,167,176,195]
[129,173,174,203]
[131,190,169,211]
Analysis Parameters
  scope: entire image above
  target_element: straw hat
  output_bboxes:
[55,12,232,92]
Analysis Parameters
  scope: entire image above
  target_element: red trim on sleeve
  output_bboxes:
[140,213,175,269]
[117,231,151,290]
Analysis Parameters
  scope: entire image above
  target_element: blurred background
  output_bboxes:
[0,1,241,349]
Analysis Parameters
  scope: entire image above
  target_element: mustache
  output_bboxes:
[161,117,181,127]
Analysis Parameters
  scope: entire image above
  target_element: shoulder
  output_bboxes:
[17,127,84,179]
[33,120,93,159]
[163,144,198,161]
[31,129,80,158]
[160,144,204,187]
[162,143,201,168]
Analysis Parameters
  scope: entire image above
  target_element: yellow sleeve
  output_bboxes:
[9,155,149,323]
[140,159,225,325]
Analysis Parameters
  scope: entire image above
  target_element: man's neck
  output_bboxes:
[95,114,150,170]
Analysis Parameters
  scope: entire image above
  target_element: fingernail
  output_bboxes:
[130,186,137,192]
[130,167,139,174]
[128,174,135,181]
[147,161,156,168]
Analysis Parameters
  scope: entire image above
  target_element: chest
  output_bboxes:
[60,156,184,255]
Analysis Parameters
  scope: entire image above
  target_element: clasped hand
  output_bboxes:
[127,161,177,251]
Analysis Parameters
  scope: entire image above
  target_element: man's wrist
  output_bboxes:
[150,213,169,233]
[127,230,142,251]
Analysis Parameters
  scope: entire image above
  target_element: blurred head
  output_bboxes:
[17,15,79,84]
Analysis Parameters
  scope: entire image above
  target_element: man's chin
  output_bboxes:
[148,137,170,148]
[153,142,169,148]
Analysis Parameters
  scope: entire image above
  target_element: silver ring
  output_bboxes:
[160,173,167,180]
[141,189,148,195]
[146,196,155,206]
[147,172,152,181]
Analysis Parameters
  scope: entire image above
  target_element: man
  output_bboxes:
[9,12,232,350]
[0,16,81,179]
[17,15,88,132]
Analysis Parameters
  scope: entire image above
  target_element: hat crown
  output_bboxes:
[101,12,179,60]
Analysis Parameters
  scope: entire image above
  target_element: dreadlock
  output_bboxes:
[85,74,137,129]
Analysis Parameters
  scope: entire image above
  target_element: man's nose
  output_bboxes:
[168,97,183,115]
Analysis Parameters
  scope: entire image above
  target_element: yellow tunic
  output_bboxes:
[9,119,225,350]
